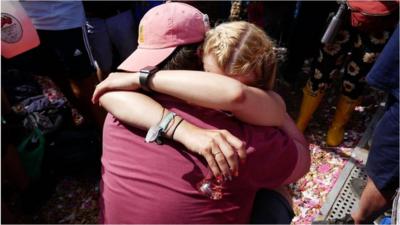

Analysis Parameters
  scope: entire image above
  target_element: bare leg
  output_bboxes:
[352,177,393,224]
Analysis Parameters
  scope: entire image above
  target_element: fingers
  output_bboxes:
[92,79,114,104]
[200,142,231,180]
[211,141,232,180]
[221,130,246,164]
[92,83,107,104]
[92,72,140,104]
[185,127,246,180]
[201,148,222,179]
[91,72,120,104]
[212,133,237,178]
[199,130,245,179]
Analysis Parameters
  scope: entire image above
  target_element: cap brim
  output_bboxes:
[118,46,177,72]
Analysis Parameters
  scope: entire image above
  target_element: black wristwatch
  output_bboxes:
[139,66,158,92]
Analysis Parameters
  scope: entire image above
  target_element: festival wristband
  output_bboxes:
[145,112,176,144]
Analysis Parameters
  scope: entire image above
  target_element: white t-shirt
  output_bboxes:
[20,1,85,30]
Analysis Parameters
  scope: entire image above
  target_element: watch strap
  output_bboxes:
[139,66,158,92]
[139,71,151,92]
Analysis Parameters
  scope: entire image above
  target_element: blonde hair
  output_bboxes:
[203,21,277,90]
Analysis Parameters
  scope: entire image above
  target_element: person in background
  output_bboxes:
[83,2,138,80]
[93,3,307,223]
[19,1,105,128]
[229,0,248,21]
[351,23,399,225]
[296,1,398,146]
[246,1,296,46]
[315,25,399,225]
[281,1,338,85]
[1,90,29,223]
[132,1,164,23]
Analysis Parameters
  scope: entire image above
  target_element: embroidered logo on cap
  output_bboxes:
[138,25,144,44]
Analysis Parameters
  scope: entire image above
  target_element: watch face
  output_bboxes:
[145,126,162,143]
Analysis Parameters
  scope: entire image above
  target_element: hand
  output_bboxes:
[92,72,140,104]
[173,121,246,180]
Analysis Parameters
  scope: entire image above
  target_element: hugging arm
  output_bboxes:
[94,70,308,178]
[99,91,246,179]
[93,70,286,127]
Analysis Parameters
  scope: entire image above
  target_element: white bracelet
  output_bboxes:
[145,112,176,144]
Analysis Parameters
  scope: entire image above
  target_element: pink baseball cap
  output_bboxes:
[118,2,209,72]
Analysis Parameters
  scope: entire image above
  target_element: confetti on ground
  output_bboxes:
[277,77,385,225]
[290,145,349,224]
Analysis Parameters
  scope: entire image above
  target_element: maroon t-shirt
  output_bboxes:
[100,95,297,224]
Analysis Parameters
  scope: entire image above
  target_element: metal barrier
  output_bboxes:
[316,102,385,221]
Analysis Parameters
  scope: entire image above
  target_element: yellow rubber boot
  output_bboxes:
[326,95,362,146]
[296,84,325,132]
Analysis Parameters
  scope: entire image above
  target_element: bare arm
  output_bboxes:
[95,72,307,178]
[93,70,285,127]
[148,71,285,127]
[99,91,246,179]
